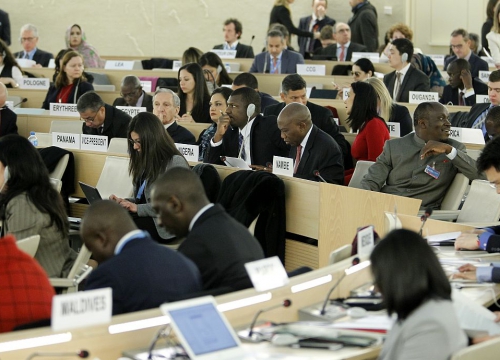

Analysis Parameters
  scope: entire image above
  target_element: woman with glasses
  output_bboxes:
[109,112,188,244]
[65,24,104,69]
[42,51,93,109]
[0,39,23,88]
[177,62,211,124]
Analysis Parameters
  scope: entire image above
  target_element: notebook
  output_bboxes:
[79,181,103,204]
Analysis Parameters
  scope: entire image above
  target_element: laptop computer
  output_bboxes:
[79,181,103,204]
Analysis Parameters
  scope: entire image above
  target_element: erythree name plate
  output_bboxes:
[387,122,400,137]
[448,127,485,145]
[296,64,326,76]
[49,103,79,117]
[175,143,199,162]
[105,60,138,70]
[52,132,81,150]
[408,91,439,104]
[272,156,293,177]
[52,288,112,331]
[116,106,147,117]
[245,256,289,292]
[211,49,236,59]
[81,134,108,152]
[19,78,50,90]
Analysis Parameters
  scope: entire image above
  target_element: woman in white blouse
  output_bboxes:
[0,39,23,88]
[487,2,500,68]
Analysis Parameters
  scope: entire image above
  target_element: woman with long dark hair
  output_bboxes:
[109,112,189,243]
[0,39,23,88]
[199,52,233,88]
[177,62,211,124]
[0,135,76,277]
[344,81,389,185]
[372,229,467,360]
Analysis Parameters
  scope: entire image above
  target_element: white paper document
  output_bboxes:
[223,156,251,170]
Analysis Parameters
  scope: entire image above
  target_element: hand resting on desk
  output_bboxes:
[454,230,486,250]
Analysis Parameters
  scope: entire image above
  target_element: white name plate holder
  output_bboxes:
[245,256,289,292]
[81,134,108,152]
[49,103,80,117]
[479,71,492,84]
[408,91,440,104]
[19,78,50,90]
[211,49,237,59]
[52,132,81,150]
[476,95,491,103]
[116,106,147,117]
[172,60,182,71]
[342,88,350,101]
[52,288,112,331]
[105,60,136,70]
[272,156,294,177]
[140,81,152,92]
[352,52,380,63]
[429,54,445,66]
[448,127,485,145]
[387,122,401,137]
[175,143,199,162]
[48,58,56,69]
[357,225,375,256]
[296,64,326,76]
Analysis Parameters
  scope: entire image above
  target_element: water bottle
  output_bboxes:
[28,131,38,146]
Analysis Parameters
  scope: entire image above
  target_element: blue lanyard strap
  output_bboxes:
[136,180,147,200]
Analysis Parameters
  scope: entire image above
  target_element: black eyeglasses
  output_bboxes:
[128,138,141,145]
[80,106,103,123]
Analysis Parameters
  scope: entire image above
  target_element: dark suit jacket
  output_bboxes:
[347,1,379,52]
[314,42,368,61]
[206,114,289,166]
[15,48,53,67]
[86,235,202,315]
[461,103,491,128]
[112,91,153,112]
[82,104,131,141]
[179,204,264,291]
[249,49,305,74]
[0,10,10,45]
[292,125,344,184]
[383,66,430,103]
[41,80,94,109]
[298,15,336,57]
[213,43,254,58]
[390,103,413,137]
[439,78,489,106]
[260,91,279,112]
[444,53,489,79]
[264,101,349,165]
[270,5,313,38]
[0,106,18,137]
[167,121,195,144]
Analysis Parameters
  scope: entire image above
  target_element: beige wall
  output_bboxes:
[3,0,407,58]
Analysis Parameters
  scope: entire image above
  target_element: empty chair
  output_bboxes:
[49,154,69,180]
[50,120,83,134]
[49,245,92,293]
[138,76,159,92]
[451,336,500,360]
[16,235,41,257]
[85,72,111,85]
[96,156,133,200]
[348,161,375,189]
[329,244,352,265]
[108,138,128,154]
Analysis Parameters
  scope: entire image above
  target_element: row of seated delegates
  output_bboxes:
[313,22,368,61]
[41,51,94,109]
[444,28,489,79]
[65,24,105,68]
[0,83,18,136]
[297,0,336,59]
[112,75,153,112]
[361,102,481,210]
[487,2,500,67]
[384,38,430,103]
[212,18,255,58]
[0,135,78,277]
[263,74,351,169]
[177,62,211,123]
[344,81,389,185]
[250,29,304,74]
[277,102,344,184]
[109,113,189,244]
[153,88,195,145]
[13,24,53,68]
[0,39,22,88]
[199,51,233,90]
[440,59,488,106]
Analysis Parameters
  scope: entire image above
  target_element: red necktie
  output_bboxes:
[294,145,302,173]
[339,45,345,61]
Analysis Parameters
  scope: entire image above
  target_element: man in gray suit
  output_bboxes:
[361,102,481,209]
[249,30,305,74]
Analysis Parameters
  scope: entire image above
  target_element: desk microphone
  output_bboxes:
[418,207,433,236]
[249,35,255,46]
[12,97,28,108]
[313,170,327,183]
[248,299,292,338]
[26,349,89,360]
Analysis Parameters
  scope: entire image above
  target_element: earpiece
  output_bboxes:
[246,103,256,118]
[401,52,408,63]
[4,166,9,183]
[216,65,222,74]
[1,51,5,57]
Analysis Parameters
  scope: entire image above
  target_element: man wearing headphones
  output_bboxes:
[383,38,430,103]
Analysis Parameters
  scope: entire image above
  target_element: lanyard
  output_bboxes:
[136,180,147,200]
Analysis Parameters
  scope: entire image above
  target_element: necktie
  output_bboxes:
[472,106,492,136]
[98,126,104,135]
[294,145,302,174]
[394,72,402,101]
[458,91,465,106]
[273,57,278,74]
[308,20,318,53]
[24,52,29,59]
[339,45,346,61]
[238,132,246,160]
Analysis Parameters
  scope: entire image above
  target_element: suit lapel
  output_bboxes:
[397,66,414,102]
[297,127,315,173]
[281,50,289,74]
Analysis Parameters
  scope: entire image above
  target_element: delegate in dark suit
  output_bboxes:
[439,78,488,106]
[82,104,131,141]
[213,43,254,58]
[264,101,350,165]
[85,234,202,315]
[260,91,279,112]
[347,1,379,52]
[313,42,368,61]
[298,15,336,57]
[112,91,154,112]
[205,114,289,166]
[390,103,413,137]
[0,106,18,136]
[178,204,264,291]
[166,121,195,144]
[249,50,305,74]
[444,53,489,79]
[14,49,53,67]
[292,125,344,184]
[42,80,94,110]
[457,103,491,128]
[383,66,430,103]
[0,10,10,45]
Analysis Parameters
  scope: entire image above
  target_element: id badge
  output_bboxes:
[424,164,440,179]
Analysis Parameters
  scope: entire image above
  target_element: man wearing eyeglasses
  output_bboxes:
[112,75,153,112]
[443,28,488,79]
[13,24,53,68]
[78,91,131,142]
